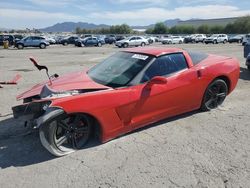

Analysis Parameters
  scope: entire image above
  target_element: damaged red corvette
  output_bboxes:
[12,47,240,156]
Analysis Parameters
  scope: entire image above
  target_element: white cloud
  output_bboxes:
[90,5,250,25]
[111,0,166,3]
[24,0,73,6]
[0,8,81,28]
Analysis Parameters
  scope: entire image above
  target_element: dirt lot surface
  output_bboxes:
[0,43,249,188]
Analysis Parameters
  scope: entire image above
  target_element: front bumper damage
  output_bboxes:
[12,100,53,129]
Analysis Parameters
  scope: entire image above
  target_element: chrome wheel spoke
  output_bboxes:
[56,135,68,146]
[217,93,226,98]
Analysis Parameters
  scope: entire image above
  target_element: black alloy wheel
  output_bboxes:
[39,113,92,156]
[201,79,228,111]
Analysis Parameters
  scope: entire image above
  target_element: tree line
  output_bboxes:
[75,24,134,34]
[146,16,250,34]
[75,16,250,35]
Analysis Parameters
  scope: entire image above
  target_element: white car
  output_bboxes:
[242,34,250,46]
[204,34,228,44]
[162,36,184,44]
[115,36,149,48]
[193,34,207,43]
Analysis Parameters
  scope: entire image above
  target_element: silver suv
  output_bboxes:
[16,36,50,49]
[205,34,228,44]
[115,36,149,48]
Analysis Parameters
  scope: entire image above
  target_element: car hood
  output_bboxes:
[17,71,111,100]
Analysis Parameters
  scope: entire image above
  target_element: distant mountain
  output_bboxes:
[39,22,110,32]
[38,17,239,32]
[177,17,238,27]
[132,19,181,30]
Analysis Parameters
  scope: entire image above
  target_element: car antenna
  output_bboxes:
[29,57,52,85]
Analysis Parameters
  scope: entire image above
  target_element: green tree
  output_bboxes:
[153,22,168,34]
[197,24,210,34]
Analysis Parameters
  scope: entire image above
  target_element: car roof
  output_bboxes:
[122,47,185,57]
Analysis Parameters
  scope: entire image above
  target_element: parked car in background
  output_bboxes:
[115,36,149,48]
[242,34,250,46]
[75,37,105,47]
[60,36,79,45]
[161,36,172,44]
[15,36,49,49]
[228,35,244,43]
[115,35,125,41]
[44,36,56,44]
[0,34,15,46]
[204,34,228,44]
[193,34,207,43]
[184,35,195,43]
[162,36,184,44]
[13,34,24,43]
[246,54,250,70]
[104,35,116,44]
[244,42,250,70]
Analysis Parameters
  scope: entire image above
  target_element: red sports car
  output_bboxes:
[12,47,240,156]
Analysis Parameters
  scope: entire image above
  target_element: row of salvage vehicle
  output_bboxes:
[1,33,250,49]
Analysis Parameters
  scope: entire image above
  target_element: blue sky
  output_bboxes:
[0,0,249,29]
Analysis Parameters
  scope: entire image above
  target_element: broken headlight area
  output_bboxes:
[12,101,52,128]
[12,100,52,118]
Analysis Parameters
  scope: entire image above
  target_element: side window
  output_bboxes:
[130,37,136,41]
[141,53,188,83]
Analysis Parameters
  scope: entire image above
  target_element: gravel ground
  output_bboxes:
[0,43,249,188]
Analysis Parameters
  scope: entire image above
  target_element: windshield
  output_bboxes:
[88,52,153,88]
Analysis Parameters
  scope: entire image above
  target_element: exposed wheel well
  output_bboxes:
[214,75,231,93]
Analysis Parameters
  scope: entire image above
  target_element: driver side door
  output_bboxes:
[127,53,202,129]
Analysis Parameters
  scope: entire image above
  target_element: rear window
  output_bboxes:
[188,51,208,65]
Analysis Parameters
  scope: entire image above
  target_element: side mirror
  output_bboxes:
[146,76,167,89]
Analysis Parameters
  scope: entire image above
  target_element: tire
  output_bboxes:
[123,43,129,48]
[223,40,227,44]
[201,79,228,111]
[213,40,217,44]
[17,43,24,49]
[179,40,183,44]
[39,113,92,156]
[63,42,68,46]
[141,42,146,47]
[40,43,46,49]
[97,42,102,47]
[238,39,242,43]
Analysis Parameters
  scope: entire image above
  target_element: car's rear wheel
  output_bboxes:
[179,40,183,44]
[97,42,102,47]
[63,42,68,46]
[17,43,24,49]
[141,42,146,47]
[39,113,92,156]
[40,43,46,49]
[213,40,217,44]
[223,40,227,44]
[201,79,228,111]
